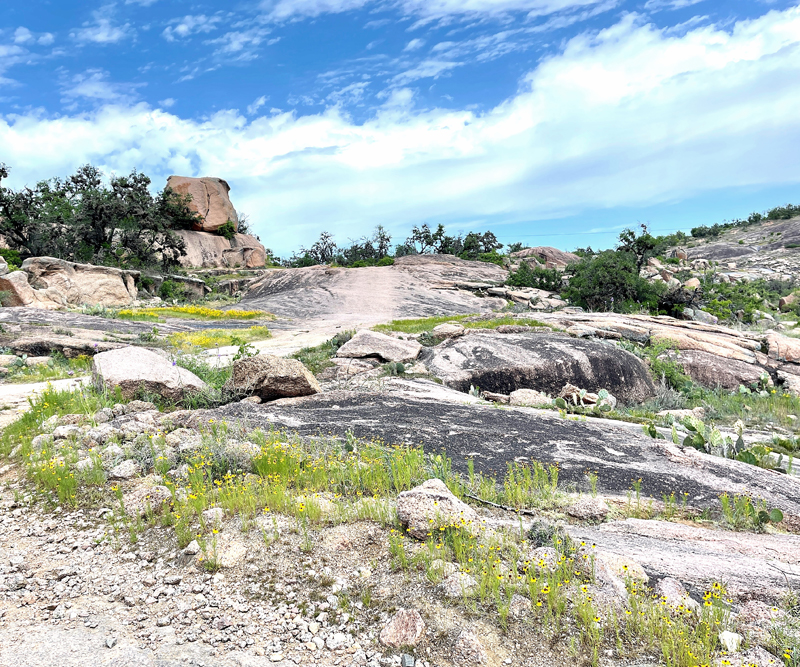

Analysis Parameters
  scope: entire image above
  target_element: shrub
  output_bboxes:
[0,248,21,270]
[377,256,395,266]
[506,261,562,291]
[476,250,505,266]
[159,279,186,301]
[562,251,665,313]
[217,220,236,241]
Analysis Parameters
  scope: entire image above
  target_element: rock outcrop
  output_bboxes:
[175,230,267,269]
[510,246,581,268]
[92,347,208,401]
[423,331,655,403]
[224,355,320,401]
[166,176,238,233]
[0,257,138,309]
[336,330,422,364]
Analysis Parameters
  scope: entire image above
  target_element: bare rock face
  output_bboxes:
[767,333,800,363]
[508,388,551,407]
[510,246,580,268]
[396,478,479,540]
[423,331,655,404]
[379,608,426,647]
[452,628,489,665]
[175,230,267,269]
[166,176,238,233]
[224,355,320,401]
[0,258,138,309]
[676,349,765,390]
[336,330,422,364]
[93,346,208,401]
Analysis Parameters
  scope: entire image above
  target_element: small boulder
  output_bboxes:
[225,355,320,401]
[683,277,701,290]
[92,347,207,401]
[397,478,479,540]
[336,330,422,363]
[566,497,609,522]
[379,608,426,648]
[109,459,139,480]
[439,572,478,598]
[432,322,465,338]
[509,388,551,407]
[654,577,700,614]
[779,293,798,312]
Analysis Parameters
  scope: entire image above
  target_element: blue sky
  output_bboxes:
[2,0,800,256]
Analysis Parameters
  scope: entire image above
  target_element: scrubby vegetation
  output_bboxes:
[0,163,199,270]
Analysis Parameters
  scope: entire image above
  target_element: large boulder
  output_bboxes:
[767,333,800,364]
[92,347,208,401]
[0,257,138,309]
[336,330,422,363]
[175,230,267,269]
[225,355,320,401]
[676,349,765,390]
[166,176,238,233]
[423,331,655,404]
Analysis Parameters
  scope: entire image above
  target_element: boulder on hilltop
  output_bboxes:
[166,175,238,233]
[175,230,267,269]
[510,246,581,268]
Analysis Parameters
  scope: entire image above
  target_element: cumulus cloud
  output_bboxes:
[2,7,800,254]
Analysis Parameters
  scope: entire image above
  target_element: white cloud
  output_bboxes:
[392,59,460,85]
[261,0,609,22]
[162,15,223,42]
[13,26,55,46]
[126,0,160,5]
[60,69,144,106]
[3,7,800,255]
[206,27,273,60]
[644,0,705,10]
[71,7,132,45]
[404,38,426,51]
[159,97,176,107]
[247,95,269,114]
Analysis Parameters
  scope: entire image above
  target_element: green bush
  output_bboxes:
[506,261,562,291]
[476,250,505,266]
[217,220,236,241]
[159,279,187,301]
[377,256,395,266]
[0,248,21,270]
[562,251,665,313]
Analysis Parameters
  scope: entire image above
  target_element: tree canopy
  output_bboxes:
[0,164,200,270]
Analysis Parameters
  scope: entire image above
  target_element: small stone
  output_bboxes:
[326,632,350,650]
[439,572,478,598]
[183,540,201,556]
[106,637,117,648]
[380,609,426,648]
[401,654,415,667]
[164,574,182,585]
[718,631,743,653]
[269,653,284,662]
[202,507,225,525]
[108,459,139,480]
[156,617,171,627]
[566,497,609,522]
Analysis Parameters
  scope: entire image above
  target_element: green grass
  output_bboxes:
[290,331,355,375]
[373,314,550,335]
[3,354,93,384]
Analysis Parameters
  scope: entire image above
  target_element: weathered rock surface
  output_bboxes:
[224,355,320,401]
[336,330,422,363]
[423,331,655,403]
[570,518,800,603]
[175,230,266,269]
[675,349,766,390]
[166,176,237,233]
[211,389,800,518]
[510,246,581,268]
[239,254,508,326]
[508,388,551,407]
[396,478,480,540]
[92,347,208,401]
[0,258,139,309]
